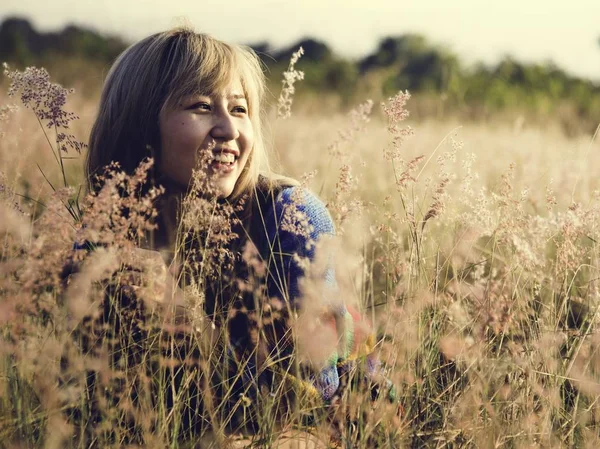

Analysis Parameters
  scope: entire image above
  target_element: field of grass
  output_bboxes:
[1,66,600,448]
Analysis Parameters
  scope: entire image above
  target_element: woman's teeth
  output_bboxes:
[213,153,235,165]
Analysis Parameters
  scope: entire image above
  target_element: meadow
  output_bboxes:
[1,63,600,448]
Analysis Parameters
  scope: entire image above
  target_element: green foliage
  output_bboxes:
[359,34,430,72]
[1,17,599,133]
[0,17,127,91]
[0,17,127,66]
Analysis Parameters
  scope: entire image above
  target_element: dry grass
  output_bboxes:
[1,67,600,448]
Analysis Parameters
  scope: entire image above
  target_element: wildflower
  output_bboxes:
[179,160,243,281]
[546,179,557,211]
[328,99,374,158]
[382,90,414,161]
[0,171,27,215]
[277,47,305,120]
[78,158,164,251]
[3,65,85,154]
[395,155,425,190]
[328,164,364,232]
[280,170,316,242]
[459,152,478,198]
[422,177,449,230]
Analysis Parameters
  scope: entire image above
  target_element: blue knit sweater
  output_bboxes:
[264,187,394,403]
[258,186,344,401]
[262,187,336,299]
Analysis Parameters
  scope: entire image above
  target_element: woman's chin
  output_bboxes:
[212,179,235,199]
[211,168,241,198]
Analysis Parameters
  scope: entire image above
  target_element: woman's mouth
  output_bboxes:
[210,152,237,173]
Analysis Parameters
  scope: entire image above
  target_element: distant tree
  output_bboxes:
[51,24,127,61]
[323,59,357,89]
[494,56,526,84]
[0,18,40,65]
[0,16,127,67]
[397,50,460,92]
[271,38,333,64]
[263,38,359,98]
[359,34,429,73]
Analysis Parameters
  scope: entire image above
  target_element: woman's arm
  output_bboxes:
[260,187,353,401]
[262,187,395,404]
[265,186,336,303]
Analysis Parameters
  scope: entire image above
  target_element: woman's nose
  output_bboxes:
[210,111,239,141]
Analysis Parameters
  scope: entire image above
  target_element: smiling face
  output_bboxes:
[158,79,254,198]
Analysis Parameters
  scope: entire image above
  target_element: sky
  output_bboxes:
[2,0,599,81]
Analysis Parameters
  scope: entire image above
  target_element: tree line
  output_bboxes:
[1,17,598,134]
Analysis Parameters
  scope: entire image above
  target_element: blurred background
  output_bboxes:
[1,0,599,135]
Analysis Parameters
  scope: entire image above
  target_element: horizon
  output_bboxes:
[1,0,600,82]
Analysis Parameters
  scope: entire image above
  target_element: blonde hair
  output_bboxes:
[86,26,274,198]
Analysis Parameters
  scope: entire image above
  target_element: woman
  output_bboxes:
[79,26,384,443]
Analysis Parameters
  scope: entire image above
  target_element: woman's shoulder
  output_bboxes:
[253,175,335,238]
[275,186,335,237]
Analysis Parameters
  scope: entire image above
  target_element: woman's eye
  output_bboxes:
[232,105,248,114]
[189,102,211,111]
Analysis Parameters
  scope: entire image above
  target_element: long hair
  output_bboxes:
[86,26,274,199]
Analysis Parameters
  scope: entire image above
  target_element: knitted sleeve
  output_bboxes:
[263,187,375,401]
[263,186,336,303]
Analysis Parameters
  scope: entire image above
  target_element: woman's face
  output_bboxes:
[158,79,254,198]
